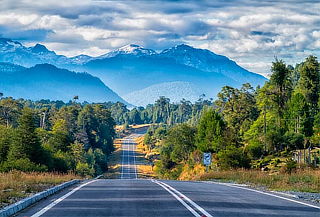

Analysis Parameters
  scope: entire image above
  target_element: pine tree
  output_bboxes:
[8,108,44,164]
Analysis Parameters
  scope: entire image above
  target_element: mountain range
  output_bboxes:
[0,38,267,106]
[0,62,127,104]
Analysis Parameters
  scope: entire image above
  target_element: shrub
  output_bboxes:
[217,146,251,169]
[282,158,297,174]
[0,158,47,172]
[246,142,264,159]
[76,162,94,177]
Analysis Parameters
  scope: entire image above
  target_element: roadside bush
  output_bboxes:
[76,162,94,177]
[0,158,47,172]
[282,158,297,174]
[246,142,264,159]
[217,146,251,169]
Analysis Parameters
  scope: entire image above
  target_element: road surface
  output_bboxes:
[15,133,320,217]
[120,134,139,179]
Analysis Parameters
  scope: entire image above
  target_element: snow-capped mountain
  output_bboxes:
[0,38,267,106]
[82,44,267,102]
[0,38,71,67]
[98,44,157,59]
[69,54,93,64]
[160,44,263,84]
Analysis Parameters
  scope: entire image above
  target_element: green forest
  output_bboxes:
[0,56,319,179]
[144,56,320,179]
[0,93,211,176]
[0,101,115,176]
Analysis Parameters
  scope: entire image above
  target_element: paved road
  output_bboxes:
[15,132,320,217]
[120,134,138,179]
[15,179,319,217]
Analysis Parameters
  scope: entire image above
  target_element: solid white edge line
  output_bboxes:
[151,180,201,217]
[207,181,320,210]
[160,181,213,217]
[31,180,97,217]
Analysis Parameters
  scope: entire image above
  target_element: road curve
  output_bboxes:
[15,178,319,217]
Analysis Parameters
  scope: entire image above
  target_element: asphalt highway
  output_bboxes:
[120,134,139,179]
[15,133,320,217]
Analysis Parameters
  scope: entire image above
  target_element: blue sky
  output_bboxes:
[1,0,319,76]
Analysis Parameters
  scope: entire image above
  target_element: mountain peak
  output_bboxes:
[116,44,156,55]
[99,43,156,59]
[118,44,142,52]
[0,38,23,50]
[175,44,193,49]
[31,44,50,53]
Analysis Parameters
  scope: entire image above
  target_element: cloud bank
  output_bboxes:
[1,0,319,76]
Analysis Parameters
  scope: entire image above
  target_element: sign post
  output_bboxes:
[203,152,211,172]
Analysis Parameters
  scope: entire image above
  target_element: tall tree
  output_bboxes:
[269,59,292,122]
[0,98,22,127]
[196,108,226,152]
[215,84,258,145]
[8,108,44,164]
[297,56,320,112]
[165,123,196,163]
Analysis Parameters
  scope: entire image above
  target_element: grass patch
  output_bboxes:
[103,139,122,179]
[0,171,80,208]
[135,136,157,178]
[198,169,320,193]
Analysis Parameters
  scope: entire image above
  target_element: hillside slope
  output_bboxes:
[0,63,128,104]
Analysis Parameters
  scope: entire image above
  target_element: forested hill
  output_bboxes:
[0,62,129,104]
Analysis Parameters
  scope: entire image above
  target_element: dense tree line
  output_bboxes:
[0,100,115,176]
[109,97,213,126]
[147,56,320,178]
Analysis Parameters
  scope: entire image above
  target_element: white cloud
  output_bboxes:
[1,0,319,75]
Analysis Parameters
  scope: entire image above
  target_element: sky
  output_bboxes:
[0,0,319,77]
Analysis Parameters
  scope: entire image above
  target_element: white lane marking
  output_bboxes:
[151,180,201,217]
[120,141,124,179]
[31,180,97,217]
[207,181,320,210]
[133,138,137,179]
[120,136,138,179]
[160,181,213,217]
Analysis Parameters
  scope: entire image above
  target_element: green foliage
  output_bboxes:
[166,124,196,163]
[0,126,13,163]
[297,56,320,111]
[283,158,297,174]
[0,98,22,127]
[144,125,168,151]
[246,142,264,159]
[215,83,258,144]
[0,158,47,172]
[217,146,251,169]
[108,97,212,126]
[0,99,116,177]
[8,108,45,164]
[76,162,94,177]
[196,108,225,152]
[155,56,320,179]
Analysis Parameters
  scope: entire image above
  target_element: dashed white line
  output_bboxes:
[120,136,138,179]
